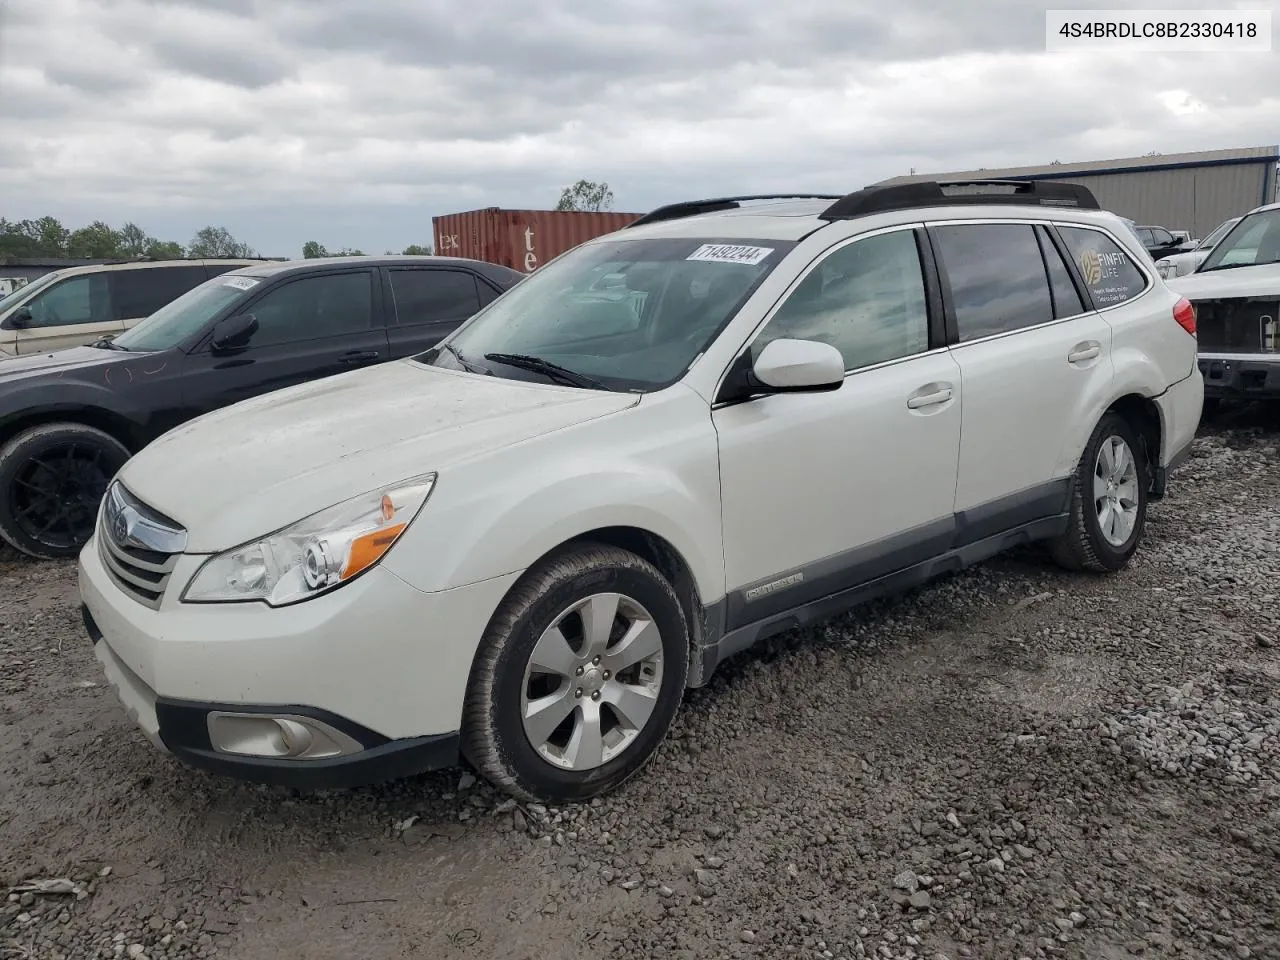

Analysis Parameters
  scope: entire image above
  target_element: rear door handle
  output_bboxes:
[339,350,380,364]
[907,383,954,409]
[1067,342,1101,363]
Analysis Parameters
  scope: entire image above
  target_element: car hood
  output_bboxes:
[0,345,126,379]
[117,359,640,552]
[1167,263,1280,300]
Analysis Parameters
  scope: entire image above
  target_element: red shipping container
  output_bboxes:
[432,208,644,274]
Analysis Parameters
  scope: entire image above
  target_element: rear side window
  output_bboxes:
[1036,228,1085,318]
[388,269,481,325]
[932,223,1052,342]
[1057,227,1149,308]
[112,266,208,320]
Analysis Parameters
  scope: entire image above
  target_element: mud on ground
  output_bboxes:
[2,408,1279,960]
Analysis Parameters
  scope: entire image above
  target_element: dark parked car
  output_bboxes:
[1133,224,1193,260]
[0,256,523,559]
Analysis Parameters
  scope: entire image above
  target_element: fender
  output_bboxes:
[382,391,727,605]
[1053,345,1167,478]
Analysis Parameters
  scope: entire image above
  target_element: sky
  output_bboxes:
[1,0,1278,259]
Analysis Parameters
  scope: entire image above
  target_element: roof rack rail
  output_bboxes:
[819,179,1100,220]
[626,194,845,229]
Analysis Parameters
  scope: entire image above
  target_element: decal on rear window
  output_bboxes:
[686,244,774,266]
[221,276,261,291]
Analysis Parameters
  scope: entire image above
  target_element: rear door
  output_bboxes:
[111,265,210,330]
[382,266,499,358]
[930,219,1115,537]
[10,271,119,354]
[178,267,390,415]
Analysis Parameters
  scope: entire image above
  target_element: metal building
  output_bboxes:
[875,145,1280,242]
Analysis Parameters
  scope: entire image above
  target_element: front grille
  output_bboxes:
[98,483,186,609]
[1194,297,1280,354]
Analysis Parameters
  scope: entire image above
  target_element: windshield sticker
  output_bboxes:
[686,244,774,266]
[221,276,261,291]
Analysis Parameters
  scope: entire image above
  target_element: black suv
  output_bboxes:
[0,256,523,558]
[1134,224,1193,260]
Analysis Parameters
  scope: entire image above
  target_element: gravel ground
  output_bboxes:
[2,406,1279,960]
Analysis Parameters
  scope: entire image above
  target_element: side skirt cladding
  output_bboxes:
[689,479,1071,686]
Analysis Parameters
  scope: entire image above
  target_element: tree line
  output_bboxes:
[2,181,613,265]
[0,218,259,260]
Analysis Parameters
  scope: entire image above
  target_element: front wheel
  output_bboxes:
[0,422,131,560]
[1049,412,1148,573]
[462,543,689,803]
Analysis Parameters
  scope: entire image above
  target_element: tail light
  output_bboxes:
[1173,297,1196,336]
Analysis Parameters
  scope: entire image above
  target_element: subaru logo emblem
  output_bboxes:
[111,509,128,545]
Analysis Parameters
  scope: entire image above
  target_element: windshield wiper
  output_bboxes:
[1199,259,1276,273]
[436,341,485,374]
[89,337,128,351]
[483,353,605,390]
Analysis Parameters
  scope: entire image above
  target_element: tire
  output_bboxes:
[1049,412,1148,574]
[0,422,131,560]
[462,542,689,803]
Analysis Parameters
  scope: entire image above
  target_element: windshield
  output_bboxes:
[1199,209,1280,272]
[425,235,796,391]
[113,273,264,351]
[1197,218,1240,251]
[0,272,59,314]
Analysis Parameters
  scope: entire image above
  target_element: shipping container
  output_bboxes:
[432,208,643,274]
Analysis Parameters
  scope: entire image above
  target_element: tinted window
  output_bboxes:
[1037,229,1085,318]
[933,224,1052,341]
[1057,227,1149,307]
[244,272,374,347]
[476,279,500,307]
[23,274,113,328]
[388,270,480,326]
[1152,229,1173,245]
[113,266,208,320]
[755,229,929,371]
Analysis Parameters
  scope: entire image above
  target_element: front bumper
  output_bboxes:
[79,535,521,790]
[1198,354,1280,401]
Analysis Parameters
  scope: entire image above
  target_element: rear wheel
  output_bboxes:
[1049,412,1148,573]
[462,542,689,803]
[0,423,131,560]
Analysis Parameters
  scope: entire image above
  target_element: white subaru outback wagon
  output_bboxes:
[79,181,1203,803]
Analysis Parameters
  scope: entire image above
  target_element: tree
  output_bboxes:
[402,243,432,255]
[555,179,614,212]
[188,225,258,258]
[302,240,329,258]
[145,240,184,259]
[66,221,124,258]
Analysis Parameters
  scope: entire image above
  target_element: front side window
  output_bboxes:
[113,274,265,351]
[1057,226,1149,307]
[431,236,795,391]
[0,272,56,315]
[753,229,929,371]
[1199,209,1280,272]
[933,223,1053,341]
[22,274,113,328]
[243,271,375,347]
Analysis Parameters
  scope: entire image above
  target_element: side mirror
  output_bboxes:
[210,313,258,353]
[9,306,32,329]
[751,338,845,392]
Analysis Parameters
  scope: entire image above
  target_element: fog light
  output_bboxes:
[206,712,363,760]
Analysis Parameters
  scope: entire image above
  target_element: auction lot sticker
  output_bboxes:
[687,244,774,266]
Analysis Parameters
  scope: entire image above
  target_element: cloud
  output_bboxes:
[0,0,1277,257]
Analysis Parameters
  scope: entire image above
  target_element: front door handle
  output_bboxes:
[339,350,380,365]
[1067,342,1101,363]
[907,383,954,409]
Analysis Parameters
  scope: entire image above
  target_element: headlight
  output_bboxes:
[182,473,436,606]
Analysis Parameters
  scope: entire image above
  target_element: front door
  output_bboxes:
[180,268,390,415]
[713,226,963,630]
